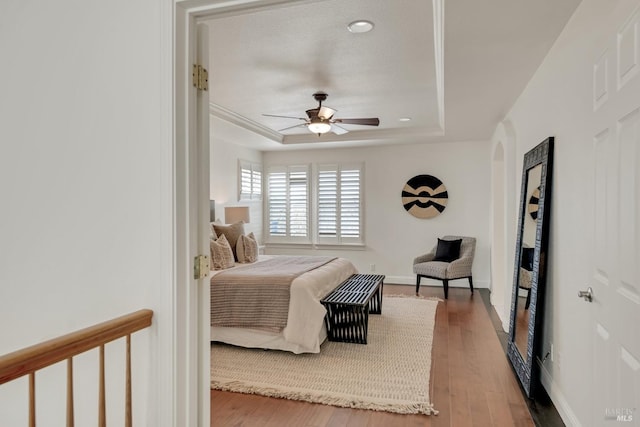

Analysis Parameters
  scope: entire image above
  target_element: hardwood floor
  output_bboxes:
[211,285,537,427]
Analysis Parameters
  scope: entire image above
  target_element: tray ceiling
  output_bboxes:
[203,0,581,150]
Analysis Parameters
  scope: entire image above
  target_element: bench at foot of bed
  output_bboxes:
[320,274,385,344]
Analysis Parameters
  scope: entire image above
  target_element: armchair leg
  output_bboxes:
[468,276,474,294]
[415,275,421,296]
[443,279,449,299]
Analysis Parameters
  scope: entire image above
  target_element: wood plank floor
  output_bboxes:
[211,285,536,427]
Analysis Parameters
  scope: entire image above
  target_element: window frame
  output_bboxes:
[265,162,365,247]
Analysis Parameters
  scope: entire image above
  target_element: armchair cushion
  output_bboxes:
[433,238,462,262]
[413,251,436,265]
[414,261,449,278]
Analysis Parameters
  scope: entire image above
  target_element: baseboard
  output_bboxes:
[384,275,489,288]
[491,303,509,332]
[383,276,415,285]
[539,364,582,427]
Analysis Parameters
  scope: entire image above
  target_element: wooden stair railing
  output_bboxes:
[0,309,153,427]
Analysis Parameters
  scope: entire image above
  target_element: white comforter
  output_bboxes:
[210,255,357,353]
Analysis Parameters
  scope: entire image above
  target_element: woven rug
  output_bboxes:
[210,296,439,415]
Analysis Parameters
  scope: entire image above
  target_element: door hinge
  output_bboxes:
[194,255,210,280]
[192,64,208,91]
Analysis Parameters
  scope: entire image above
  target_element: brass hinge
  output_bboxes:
[192,64,208,91]
[194,255,210,280]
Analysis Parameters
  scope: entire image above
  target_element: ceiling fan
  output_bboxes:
[263,92,380,136]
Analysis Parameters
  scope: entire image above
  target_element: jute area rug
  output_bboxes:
[210,296,439,415]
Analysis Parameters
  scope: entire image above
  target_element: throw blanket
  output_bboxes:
[211,256,337,331]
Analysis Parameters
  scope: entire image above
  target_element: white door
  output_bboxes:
[590,4,640,425]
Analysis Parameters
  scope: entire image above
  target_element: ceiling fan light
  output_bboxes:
[308,121,331,134]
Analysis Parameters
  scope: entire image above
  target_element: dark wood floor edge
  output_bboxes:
[478,289,510,353]
[478,289,565,427]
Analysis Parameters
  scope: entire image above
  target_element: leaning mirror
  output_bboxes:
[507,137,554,398]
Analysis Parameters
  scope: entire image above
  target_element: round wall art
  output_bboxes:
[401,174,448,219]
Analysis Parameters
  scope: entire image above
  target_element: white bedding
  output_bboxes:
[210,255,357,354]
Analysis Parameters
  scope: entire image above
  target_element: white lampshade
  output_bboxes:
[224,206,250,224]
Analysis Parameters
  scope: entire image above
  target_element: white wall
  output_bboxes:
[263,140,492,288]
[497,0,640,424]
[491,121,519,330]
[210,116,264,242]
[0,1,171,425]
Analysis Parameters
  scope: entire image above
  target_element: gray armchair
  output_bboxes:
[413,235,476,298]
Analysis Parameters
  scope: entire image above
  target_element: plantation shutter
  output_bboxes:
[340,167,361,239]
[318,167,338,238]
[252,167,262,199]
[267,165,309,241]
[239,160,262,201]
[317,164,363,244]
[267,170,287,237]
[288,168,308,237]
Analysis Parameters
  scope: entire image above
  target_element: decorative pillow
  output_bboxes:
[209,223,218,240]
[236,232,258,263]
[210,234,234,270]
[212,221,245,261]
[433,238,462,262]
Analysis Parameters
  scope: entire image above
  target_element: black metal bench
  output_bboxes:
[320,274,385,344]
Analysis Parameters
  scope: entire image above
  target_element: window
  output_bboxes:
[238,160,262,201]
[265,162,364,246]
[317,164,363,244]
[267,165,309,241]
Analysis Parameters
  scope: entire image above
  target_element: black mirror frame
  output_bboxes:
[507,136,554,398]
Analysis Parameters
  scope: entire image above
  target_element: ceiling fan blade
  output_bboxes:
[277,123,308,132]
[331,124,349,135]
[263,114,306,121]
[318,105,336,120]
[334,118,380,126]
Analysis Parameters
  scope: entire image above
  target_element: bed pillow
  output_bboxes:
[212,221,245,261]
[210,234,235,270]
[433,238,462,262]
[236,232,258,263]
[209,223,218,240]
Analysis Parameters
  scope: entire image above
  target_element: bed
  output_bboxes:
[210,255,357,354]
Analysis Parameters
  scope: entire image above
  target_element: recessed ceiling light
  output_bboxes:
[399,117,412,122]
[347,20,374,34]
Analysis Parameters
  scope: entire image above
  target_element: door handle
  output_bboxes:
[578,287,593,302]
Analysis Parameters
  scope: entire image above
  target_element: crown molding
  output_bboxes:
[280,125,445,145]
[210,102,444,147]
[209,102,283,143]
